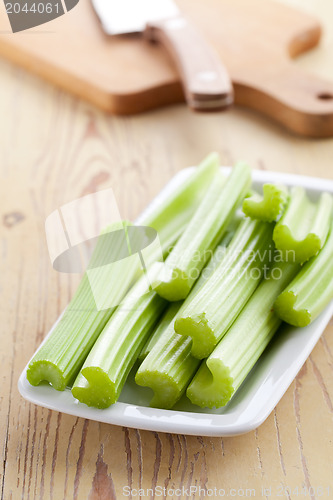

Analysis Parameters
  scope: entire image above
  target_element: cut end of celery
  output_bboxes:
[135,370,181,410]
[274,290,311,327]
[71,368,116,409]
[273,225,321,264]
[243,184,288,222]
[174,315,215,359]
[154,267,192,301]
[27,360,66,391]
[186,359,234,409]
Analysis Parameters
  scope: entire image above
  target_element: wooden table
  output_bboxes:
[1,0,333,498]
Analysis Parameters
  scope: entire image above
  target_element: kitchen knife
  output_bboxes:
[91,0,233,111]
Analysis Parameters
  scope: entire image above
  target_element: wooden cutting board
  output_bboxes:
[1,0,333,136]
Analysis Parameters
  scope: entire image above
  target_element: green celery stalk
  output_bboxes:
[135,225,242,410]
[27,222,141,390]
[273,187,333,263]
[140,152,220,252]
[26,155,218,391]
[174,218,274,359]
[242,183,289,222]
[71,269,167,408]
[135,325,199,410]
[274,220,333,327]
[139,301,182,361]
[186,260,300,409]
[153,162,252,301]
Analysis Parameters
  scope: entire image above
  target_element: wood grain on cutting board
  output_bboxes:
[1,0,333,135]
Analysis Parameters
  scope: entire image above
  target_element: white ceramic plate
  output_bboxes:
[18,168,333,436]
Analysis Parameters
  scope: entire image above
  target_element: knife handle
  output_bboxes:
[144,16,233,112]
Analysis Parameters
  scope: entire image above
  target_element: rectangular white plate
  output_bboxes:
[18,168,333,436]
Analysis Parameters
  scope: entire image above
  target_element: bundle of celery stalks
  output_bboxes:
[27,154,333,410]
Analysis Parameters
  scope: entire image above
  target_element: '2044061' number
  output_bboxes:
[6,3,60,14]
[276,485,330,497]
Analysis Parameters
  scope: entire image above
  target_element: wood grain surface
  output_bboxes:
[1,0,333,498]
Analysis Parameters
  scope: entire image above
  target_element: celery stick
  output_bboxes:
[273,187,333,263]
[27,222,141,390]
[139,301,182,361]
[135,226,242,409]
[137,214,241,360]
[174,218,274,359]
[140,152,220,251]
[135,326,199,409]
[187,260,300,409]
[137,215,239,364]
[71,270,167,408]
[242,183,289,222]
[154,162,252,301]
[274,220,333,327]
[27,155,218,391]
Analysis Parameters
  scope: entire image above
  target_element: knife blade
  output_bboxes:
[92,0,233,111]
